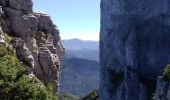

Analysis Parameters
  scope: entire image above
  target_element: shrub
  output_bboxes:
[163,64,170,80]
[0,44,58,100]
[3,33,16,44]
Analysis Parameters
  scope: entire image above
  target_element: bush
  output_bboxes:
[163,64,170,80]
[3,33,16,44]
[0,44,58,100]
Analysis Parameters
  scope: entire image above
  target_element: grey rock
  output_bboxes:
[0,27,6,46]
[9,0,33,13]
[34,13,53,34]
[3,7,24,15]
[0,6,6,46]
[14,38,34,69]
[0,0,8,7]
[1,16,11,33]
[9,14,38,42]
[0,0,64,93]
[100,0,170,99]
[155,77,170,100]
[32,30,63,92]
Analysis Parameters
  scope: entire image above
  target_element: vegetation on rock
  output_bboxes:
[163,64,170,80]
[0,44,58,100]
[3,33,17,45]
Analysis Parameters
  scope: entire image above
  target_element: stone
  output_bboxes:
[35,13,53,34]
[3,7,24,15]
[100,0,170,99]
[0,28,6,46]
[9,0,33,13]
[0,0,64,93]
[13,38,34,69]
[7,13,38,44]
[0,6,6,46]
[155,77,170,100]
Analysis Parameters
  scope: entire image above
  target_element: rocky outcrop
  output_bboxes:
[13,38,34,69]
[0,0,64,92]
[100,0,170,99]
[155,77,170,100]
[0,6,6,46]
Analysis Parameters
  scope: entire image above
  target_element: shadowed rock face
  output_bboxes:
[100,0,170,99]
[0,0,64,92]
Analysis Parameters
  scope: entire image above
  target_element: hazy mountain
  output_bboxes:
[62,38,99,61]
[60,38,100,96]
[60,58,99,96]
[62,38,99,51]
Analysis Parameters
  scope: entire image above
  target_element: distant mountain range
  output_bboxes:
[62,38,99,62]
[60,58,99,96]
[62,38,99,51]
[60,38,100,96]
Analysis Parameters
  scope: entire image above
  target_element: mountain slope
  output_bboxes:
[60,58,100,96]
[62,38,99,61]
[62,38,99,51]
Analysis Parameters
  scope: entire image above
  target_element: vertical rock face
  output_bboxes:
[100,0,170,99]
[0,0,64,92]
[155,77,170,100]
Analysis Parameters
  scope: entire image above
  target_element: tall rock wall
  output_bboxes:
[0,0,64,92]
[155,76,170,100]
[100,0,170,99]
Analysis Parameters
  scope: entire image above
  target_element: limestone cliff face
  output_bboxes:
[100,0,170,99]
[0,0,64,92]
[155,77,170,100]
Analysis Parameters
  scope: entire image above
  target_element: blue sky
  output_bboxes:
[33,0,100,40]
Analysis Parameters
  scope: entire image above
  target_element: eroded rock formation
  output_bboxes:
[100,0,170,100]
[0,0,64,92]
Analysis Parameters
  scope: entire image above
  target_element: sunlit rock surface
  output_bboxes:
[0,0,64,92]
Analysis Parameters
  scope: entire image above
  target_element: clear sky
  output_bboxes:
[32,0,100,40]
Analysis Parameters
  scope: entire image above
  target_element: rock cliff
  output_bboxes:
[0,0,64,92]
[100,0,170,100]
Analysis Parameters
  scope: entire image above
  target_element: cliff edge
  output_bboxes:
[0,0,64,92]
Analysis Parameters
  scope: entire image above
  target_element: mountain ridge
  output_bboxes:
[62,38,99,62]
